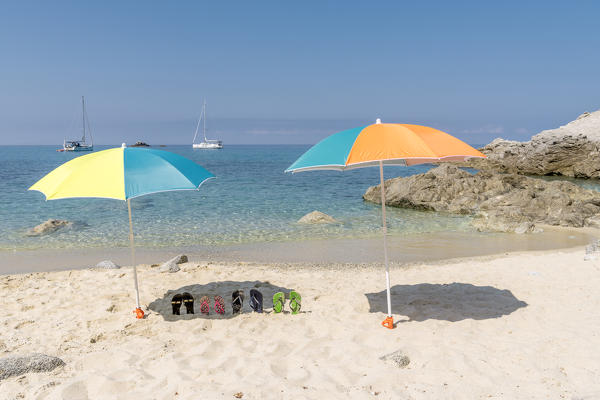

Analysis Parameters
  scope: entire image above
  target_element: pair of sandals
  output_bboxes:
[233,289,263,313]
[199,295,226,315]
[272,290,301,314]
[171,292,194,315]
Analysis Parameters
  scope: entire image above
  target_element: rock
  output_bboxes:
[95,260,120,269]
[379,350,410,368]
[472,215,539,234]
[584,239,600,261]
[363,164,600,233]
[464,109,600,178]
[297,211,337,224]
[0,354,65,380]
[26,219,71,237]
[158,254,188,273]
[172,254,188,264]
[90,333,103,343]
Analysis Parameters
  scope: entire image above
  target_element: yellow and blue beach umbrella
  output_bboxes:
[29,145,215,318]
[286,119,485,328]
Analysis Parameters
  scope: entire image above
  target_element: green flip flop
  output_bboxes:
[273,292,284,313]
[289,291,301,315]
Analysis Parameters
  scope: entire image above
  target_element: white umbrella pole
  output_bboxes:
[379,161,394,329]
[128,199,143,318]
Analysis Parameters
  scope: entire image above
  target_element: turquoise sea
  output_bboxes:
[0,145,483,251]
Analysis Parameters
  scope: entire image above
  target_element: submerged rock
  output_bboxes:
[298,211,337,224]
[158,254,188,273]
[363,164,600,233]
[0,354,65,380]
[95,260,120,269]
[465,110,600,178]
[26,219,71,237]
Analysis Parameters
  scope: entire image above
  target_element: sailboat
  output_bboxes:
[62,96,93,152]
[192,100,223,149]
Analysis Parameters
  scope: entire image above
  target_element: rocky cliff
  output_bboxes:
[466,110,600,178]
[363,164,600,233]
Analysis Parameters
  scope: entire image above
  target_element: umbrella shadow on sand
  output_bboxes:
[149,280,295,321]
[365,283,527,324]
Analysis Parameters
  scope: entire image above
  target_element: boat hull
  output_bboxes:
[64,145,93,152]
[193,143,223,149]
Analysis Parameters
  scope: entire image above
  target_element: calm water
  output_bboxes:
[0,145,483,251]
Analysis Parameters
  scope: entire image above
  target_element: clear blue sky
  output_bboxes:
[1,1,598,145]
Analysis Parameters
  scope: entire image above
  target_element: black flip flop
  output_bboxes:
[171,294,183,315]
[249,289,263,313]
[232,290,244,314]
[181,292,194,314]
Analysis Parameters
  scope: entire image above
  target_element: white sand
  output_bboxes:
[1,248,600,399]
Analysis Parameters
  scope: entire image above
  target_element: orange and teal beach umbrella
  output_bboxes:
[286,119,486,328]
[29,144,215,318]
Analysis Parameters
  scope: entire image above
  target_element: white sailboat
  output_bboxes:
[192,100,223,149]
[62,96,94,152]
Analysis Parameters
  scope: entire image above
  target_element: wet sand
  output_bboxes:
[0,226,595,275]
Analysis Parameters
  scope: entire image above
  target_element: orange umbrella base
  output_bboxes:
[381,316,394,329]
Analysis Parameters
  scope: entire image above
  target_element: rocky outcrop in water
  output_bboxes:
[466,110,600,178]
[26,219,72,236]
[297,211,337,224]
[0,354,65,380]
[363,164,600,233]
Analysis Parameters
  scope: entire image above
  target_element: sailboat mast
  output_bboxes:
[192,105,203,144]
[81,96,86,142]
[203,100,207,142]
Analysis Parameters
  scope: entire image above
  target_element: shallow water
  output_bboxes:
[0,145,473,251]
[1,145,598,262]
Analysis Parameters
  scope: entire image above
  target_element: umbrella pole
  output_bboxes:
[379,161,394,329]
[128,199,144,319]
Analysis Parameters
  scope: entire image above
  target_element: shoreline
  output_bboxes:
[1,225,597,275]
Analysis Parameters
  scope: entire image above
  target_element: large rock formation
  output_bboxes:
[466,110,600,178]
[363,164,600,232]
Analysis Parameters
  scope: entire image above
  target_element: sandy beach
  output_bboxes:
[1,246,599,399]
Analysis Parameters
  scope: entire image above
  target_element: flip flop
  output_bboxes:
[272,292,284,313]
[181,292,194,314]
[171,294,183,315]
[289,291,301,315]
[232,290,244,314]
[199,296,210,315]
[214,295,225,315]
[249,289,263,313]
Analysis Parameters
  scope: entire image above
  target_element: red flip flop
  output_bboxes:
[214,296,225,315]
[199,296,210,315]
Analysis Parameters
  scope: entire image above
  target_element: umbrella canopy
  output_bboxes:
[286,120,485,172]
[30,146,214,200]
[29,145,215,318]
[286,119,485,328]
